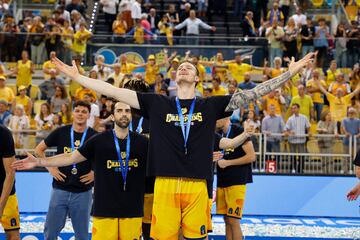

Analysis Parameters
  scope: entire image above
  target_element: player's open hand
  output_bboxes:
[48,167,67,182]
[52,57,80,79]
[347,182,360,201]
[288,52,315,76]
[11,152,38,170]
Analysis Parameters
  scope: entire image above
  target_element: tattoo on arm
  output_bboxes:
[225,71,291,112]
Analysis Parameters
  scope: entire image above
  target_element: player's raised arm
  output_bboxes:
[225,53,315,112]
[52,57,140,109]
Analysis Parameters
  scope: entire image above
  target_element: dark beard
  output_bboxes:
[115,117,130,129]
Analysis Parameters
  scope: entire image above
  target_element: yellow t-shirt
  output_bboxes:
[62,27,73,48]
[228,63,252,84]
[212,86,227,96]
[69,67,85,98]
[134,27,145,44]
[15,95,31,109]
[0,87,15,103]
[16,60,32,87]
[326,69,341,87]
[263,95,282,115]
[113,20,127,34]
[121,63,137,75]
[290,95,314,120]
[72,29,92,55]
[306,79,327,104]
[43,60,57,80]
[197,63,206,82]
[145,64,159,85]
[327,93,352,122]
[329,82,350,95]
[271,68,283,78]
[214,61,228,82]
[58,112,73,125]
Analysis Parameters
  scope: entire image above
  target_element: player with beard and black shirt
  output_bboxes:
[51,52,314,239]
[214,117,256,240]
[13,102,149,240]
[33,101,97,240]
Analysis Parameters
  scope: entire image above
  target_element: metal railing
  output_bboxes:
[12,130,359,175]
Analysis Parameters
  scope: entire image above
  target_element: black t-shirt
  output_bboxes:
[214,125,253,187]
[353,150,360,166]
[137,93,232,180]
[301,25,315,46]
[44,125,97,193]
[0,125,15,195]
[78,130,148,218]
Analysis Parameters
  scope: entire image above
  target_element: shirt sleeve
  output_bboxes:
[77,134,96,161]
[208,95,233,119]
[44,127,61,147]
[136,92,158,119]
[0,127,15,158]
[213,133,222,151]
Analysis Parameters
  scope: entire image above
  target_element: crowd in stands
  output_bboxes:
[0,0,359,173]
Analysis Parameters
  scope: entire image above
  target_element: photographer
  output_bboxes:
[266,20,284,67]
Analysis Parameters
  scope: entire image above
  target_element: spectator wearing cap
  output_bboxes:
[174,9,216,45]
[167,57,180,78]
[39,69,65,102]
[266,20,284,66]
[13,50,34,96]
[148,8,160,33]
[212,77,227,96]
[0,76,14,104]
[71,21,92,58]
[131,0,142,25]
[328,73,351,95]
[12,86,32,116]
[43,51,60,80]
[0,99,11,126]
[100,0,119,32]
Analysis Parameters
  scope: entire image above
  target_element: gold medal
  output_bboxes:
[71,167,78,175]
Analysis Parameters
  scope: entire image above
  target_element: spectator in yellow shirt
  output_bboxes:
[12,85,32,116]
[72,21,92,57]
[315,79,360,123]
[13,50,34,95]
[289,85,314,121]
[0,76,15,104]
[262,90,284,116]
[211,77,227,96]
[328,73,351,95]
[325,60,341,87]
[306,70,327,121]
[127,20,154,44]
[200,52,229,82]
[43,51,60,80]
[113,12,128,43]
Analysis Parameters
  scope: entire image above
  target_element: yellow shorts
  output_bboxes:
[150,177,209,240]
[207,198,213,233]
[0,194,20,231]
[143,193,154,224]
[216,185,246,219]
[92,217,142,240]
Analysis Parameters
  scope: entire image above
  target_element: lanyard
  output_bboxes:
[221,124,232,155]
[70,126,88,170]
[112,130,131,191]
[175,97,196,155]
[129,117,144,133]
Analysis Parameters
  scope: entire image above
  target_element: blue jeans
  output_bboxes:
[302,45,314,58]
[44,188,92,240]
[313,102,323,122]
[186,34,199,45]
[269,48,283,67]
